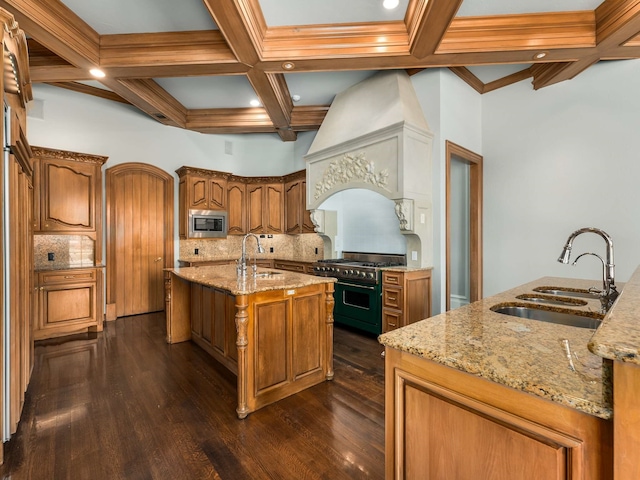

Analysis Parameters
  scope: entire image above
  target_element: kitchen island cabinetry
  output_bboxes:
[382,268,432,333]
[165,265,335,418]
[34,267,104,340]
[379,276,621,479]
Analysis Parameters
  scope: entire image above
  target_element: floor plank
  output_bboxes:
[0,313,385,479]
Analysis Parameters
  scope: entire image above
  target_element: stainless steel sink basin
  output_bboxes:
[515,294,587,307]
[254,271,283,278]
[532,286,600,300]
[490,304,602,329]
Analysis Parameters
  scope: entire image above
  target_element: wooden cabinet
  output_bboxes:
[34,267,104,340]
[382,269,432,333]
[248,182,284,234]
[177,167,229,238]
[183,173,227,210]
[177,167,314,237]
[190,284,238,373]
[384,347,612,479]
[32,148,106,234]
[227,179,246,235]
[284,171,315,234]
[273,259,314,274]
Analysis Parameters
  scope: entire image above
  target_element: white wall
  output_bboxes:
[411,69,482,313]
[483,59,640,295]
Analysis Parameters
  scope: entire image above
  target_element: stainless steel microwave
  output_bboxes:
[188,209,227,238]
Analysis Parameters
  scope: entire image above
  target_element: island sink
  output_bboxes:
[491,303,602,329]
[533,286,600,299]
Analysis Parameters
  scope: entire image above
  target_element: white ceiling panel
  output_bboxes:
[60,0,217,35]
[154,76,258,109]
[285,71,379,105]
[258,0,410,26]
[457,0,602,17]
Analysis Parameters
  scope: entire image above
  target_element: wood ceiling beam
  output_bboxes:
[261,22,409,60]
[407,0,464,59]
[46,82,130,104]
[201,0,264,65]
[99,31,239,68]
[290,106,329,131]
[186,107,276,134]
[100,78,187,128]
[531,0,640,89]
[438,11,596,54]
[246,70,296,141]
[0,0,99,69]
[30,65,90,83]
[449,67,484,93]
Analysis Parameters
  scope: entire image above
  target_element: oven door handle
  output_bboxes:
[337,281,377,291]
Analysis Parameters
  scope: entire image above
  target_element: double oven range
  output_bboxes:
[313,252,406,335]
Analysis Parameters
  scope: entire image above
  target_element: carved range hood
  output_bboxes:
[304,70,434,267]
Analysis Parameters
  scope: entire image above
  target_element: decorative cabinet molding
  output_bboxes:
[32,146,106,236]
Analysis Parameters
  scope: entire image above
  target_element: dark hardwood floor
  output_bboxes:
[0,313,385,479]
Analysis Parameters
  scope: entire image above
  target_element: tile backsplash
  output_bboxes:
[180,234,324,263]
[34,235,95,270]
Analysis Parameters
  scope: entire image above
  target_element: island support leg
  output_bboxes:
[235,294,249,419]
[325,282,335,380]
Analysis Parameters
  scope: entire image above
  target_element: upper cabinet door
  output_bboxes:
[39,158,99,232]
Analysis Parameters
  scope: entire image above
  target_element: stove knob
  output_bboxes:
[359,272,366,278]
[367,272,375,279]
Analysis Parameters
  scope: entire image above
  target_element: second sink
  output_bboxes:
[491,303,603,329]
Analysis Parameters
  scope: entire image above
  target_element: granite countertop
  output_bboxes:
[589,265,640,363]
[380,266,433,273]
[36,263,104,272]
[378,276,613,419]
[167,265,335,296]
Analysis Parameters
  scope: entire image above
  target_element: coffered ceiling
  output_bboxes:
[1,0,639,141]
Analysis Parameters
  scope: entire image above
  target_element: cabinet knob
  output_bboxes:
[40,287,44,291]
[154,257,163,262]
[44,223,49,227]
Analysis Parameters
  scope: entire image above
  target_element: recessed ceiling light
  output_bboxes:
[533,52,547,60]
[292,94,301,102]
[89,68,105,78]
[383,0,399,9]
[250,99,261,107]
[282,62,295,70]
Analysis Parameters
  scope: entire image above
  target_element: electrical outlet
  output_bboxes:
[194,248,199,255]
[315,247,318,254]
[269,247,274,253]
[47,252,55,261]
[411,251,418,261]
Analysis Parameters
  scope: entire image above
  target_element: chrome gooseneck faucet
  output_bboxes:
[238,233,265,278]
[558,227,619,311]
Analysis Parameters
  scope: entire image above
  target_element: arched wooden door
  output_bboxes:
[106,163,174,318]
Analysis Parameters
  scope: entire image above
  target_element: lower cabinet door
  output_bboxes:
[36,282,98,339]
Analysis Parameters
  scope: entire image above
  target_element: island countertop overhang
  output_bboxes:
[166,265,336,296]
[378,275,614,419]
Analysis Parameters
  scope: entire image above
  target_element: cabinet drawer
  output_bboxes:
[382,271,403,286]
[39,268,97,285]
[383,310,402,333]
[274,261,305,272]
[383,286,402,309]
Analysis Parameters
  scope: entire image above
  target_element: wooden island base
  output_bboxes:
[165,269,335,418]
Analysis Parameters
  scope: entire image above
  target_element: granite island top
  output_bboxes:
[379,275,613,419]
[167,265,335,296]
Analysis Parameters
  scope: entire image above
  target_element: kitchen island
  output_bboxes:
[165,265,336,418]
[378,269,640,479]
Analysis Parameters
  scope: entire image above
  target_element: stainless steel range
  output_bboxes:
[313,252,406,335]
